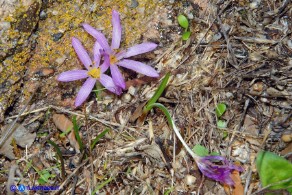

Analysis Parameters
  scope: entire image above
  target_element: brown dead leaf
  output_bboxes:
[52,114,80,153]
[192,0,209,13]
[125,75,160,89]
[0,123,36,159]
[223,162,244,195]
[129,101,147,123]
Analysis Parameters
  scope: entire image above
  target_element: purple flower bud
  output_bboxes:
[196,155,244,186]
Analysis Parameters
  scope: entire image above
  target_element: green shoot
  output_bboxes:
[91,128,110,150]
[178,14,191,40]
[92,177,114,194]
[93,82,106,101]
[47,140,65,180]
[215,103,227,129]
[72,115,84,152]
[146,103,198,160]
[38,169,56,185]
[217,120,227,129]
[164,187,174,195]
[59,127,72,138]
[143,72,170,113]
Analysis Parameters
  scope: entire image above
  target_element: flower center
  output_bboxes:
[110,55,118,65]
[87,67,101,79]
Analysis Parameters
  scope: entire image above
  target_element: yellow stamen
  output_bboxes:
[87,67,101,79]
[110,55,118,65]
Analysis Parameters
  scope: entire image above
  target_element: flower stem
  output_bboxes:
[147,103,199,160]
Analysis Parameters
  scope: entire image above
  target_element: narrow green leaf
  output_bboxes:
[182,31,191,40]
[192,144,209,157]
[144,73,170,113]
[72,116,84,152]
[37,170,51,184]
[178,14,189,29]
[47,140,66,180]
[91,128,110,150]
[217,120,227,129]
[93,177,114,193]
[93,82,105,101]
[215,103,227,118]
[59,127,72,138]
[164,187,174,195]
[256,151,292,192]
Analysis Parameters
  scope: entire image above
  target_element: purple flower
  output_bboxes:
[82,10,159,89]
[57,37,122,107]
[196,155,244,186]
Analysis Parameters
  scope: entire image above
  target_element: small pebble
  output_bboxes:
[249,52,263,61]
[52,32,64,42]
[128,86,136,96]
[287,40,292,49]
[122,93,132,102]
[129,0,139,8]
[252,82,263,92]
[39,10,47,20]
[55,55,67,65]
[35,67,55,77]
[185,175,196,185]
[281,134,292,143]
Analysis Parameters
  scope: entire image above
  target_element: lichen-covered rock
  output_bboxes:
[0,0,41,121]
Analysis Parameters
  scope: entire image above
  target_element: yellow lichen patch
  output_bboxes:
[87,67,101,79]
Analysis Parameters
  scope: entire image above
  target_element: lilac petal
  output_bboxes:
[118,59,159,77]
[93,41,102,67]
[99,74,122,95]
[111,10,122,50]
[75,77,96,107]
[110,64,126,89]
[72,37,92,69]
[57,70,88,82]
[82,23,111,53]
[120,42,158,59]
[100,53,110,73]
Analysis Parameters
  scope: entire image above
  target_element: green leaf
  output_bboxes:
[37,170,51,184]
[210,151,220,156]
[192,144,209,157]
[222,131,228,139]
[182,31,191,41]
[217,120,227,129]
[256,151,292,192]
[178,14,189,29]
[215,103,227,118]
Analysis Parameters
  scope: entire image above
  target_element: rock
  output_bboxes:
[185,175,196,185]
[52,32,64,42]
[0,0,41,122]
